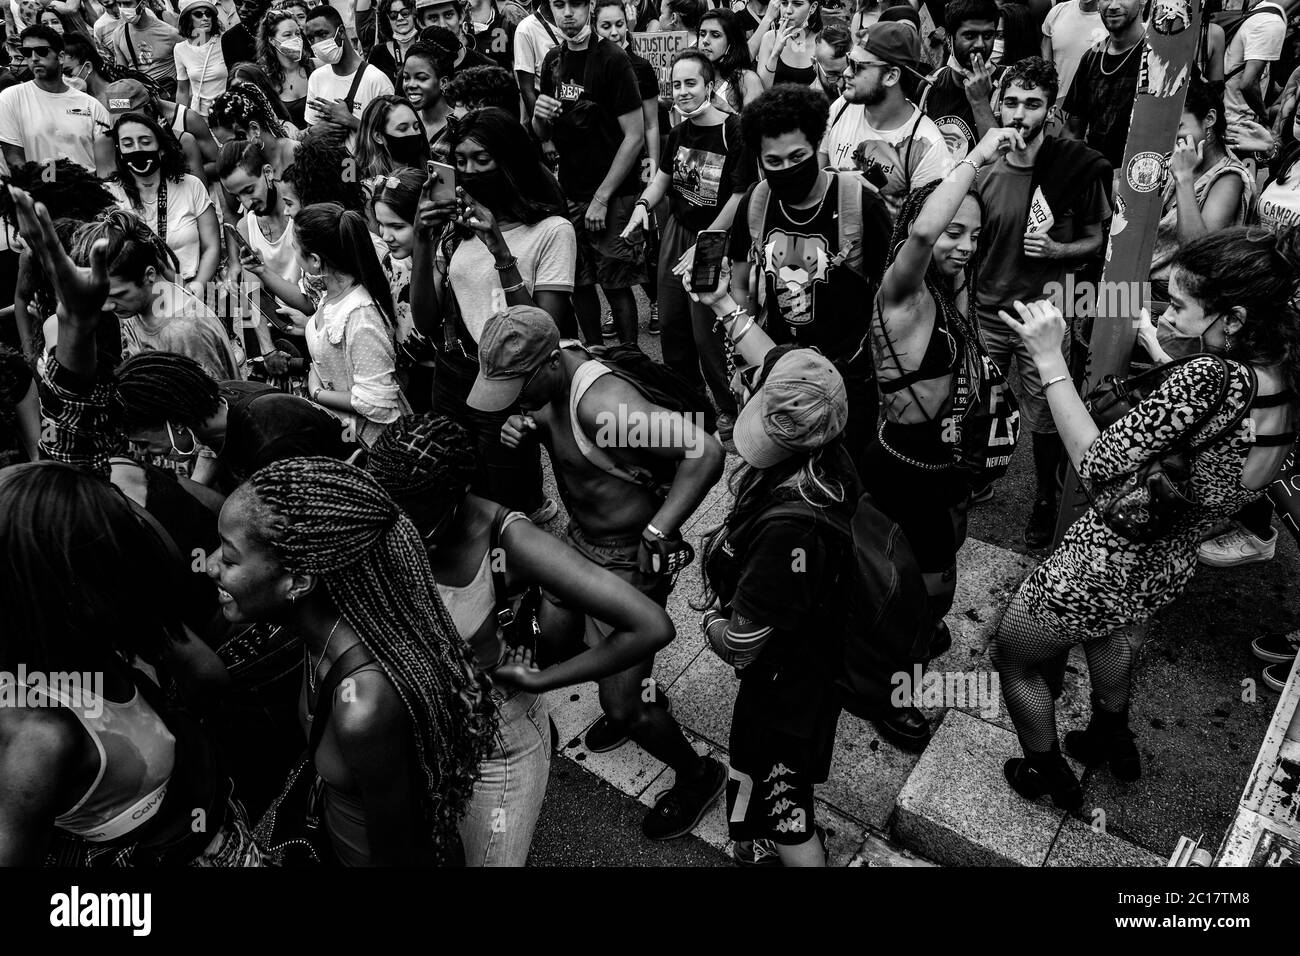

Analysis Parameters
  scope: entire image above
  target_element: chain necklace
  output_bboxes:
[776,170,832,226]
[1099,32,1145,77]
[306,615,343,698]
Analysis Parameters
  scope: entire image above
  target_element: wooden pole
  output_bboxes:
[1052,0,1205,546]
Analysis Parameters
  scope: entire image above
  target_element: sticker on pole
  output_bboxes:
[1125,152,1165,193]
[1150,0,1192,35]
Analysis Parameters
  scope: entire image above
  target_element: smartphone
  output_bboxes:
[427,160,456,203]
[223,221,253,255]
[690,230,729,293]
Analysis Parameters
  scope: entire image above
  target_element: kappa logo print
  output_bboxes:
[768,780,793,797]
[763,763,793,782]
[768,797,795,817]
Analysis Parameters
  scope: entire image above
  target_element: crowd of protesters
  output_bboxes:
[0,0,1297,869]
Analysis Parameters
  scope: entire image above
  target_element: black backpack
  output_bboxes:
[1215,5,1289,81]
[753,493,933,721]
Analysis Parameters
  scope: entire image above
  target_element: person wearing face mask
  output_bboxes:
[465,0,519,73]
[256,7,315,128]
[407,106,570,518]
[106,110,221,299]
[111,0,182,98]
[93,0,125,61]
[416,0,496,82]
[303,3,395,140]
[991,229,1300,807]
[623,52,755,446]
[973,57,1109,547]
[99,76,221,184]
[918,0,1000,163]
[356,93,431,192]
[173,0,228,116]
[370,0,424,84]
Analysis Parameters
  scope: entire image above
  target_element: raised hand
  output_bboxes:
[8,185,108,325]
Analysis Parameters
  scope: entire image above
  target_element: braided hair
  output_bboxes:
[239,457,498,862]
[209,82,291,140]
[365,412,478,524]
[116,352,222,430]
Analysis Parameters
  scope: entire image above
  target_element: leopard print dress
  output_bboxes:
[1018,356,1262,638]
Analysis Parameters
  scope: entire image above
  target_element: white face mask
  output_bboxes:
[568,21,592,43]
[275,35,304,60]
[313,30,344,64]
[677,85,714,118]
[393,21,418,40]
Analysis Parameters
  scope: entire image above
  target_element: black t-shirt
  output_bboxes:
[445,45,496,84]
[540,38,644,201]
[665,115,756,233]
[921,63,1000,164]
[469,10,516,71]
[727,175,892,363]
[629,50,659,100]
[216,381,353,492]
[221,24,257,69]
[1063,41,1145,171]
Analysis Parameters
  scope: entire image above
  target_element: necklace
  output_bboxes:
[776,171,831,226]
[306,615,343,697]
[1099,33,1145,76]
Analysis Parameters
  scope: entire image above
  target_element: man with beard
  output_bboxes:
[1061,0,1145,171]
[918,0,1000,163]
[974,57,1109,545]
[818,22,952,219]
[222,0,269,67]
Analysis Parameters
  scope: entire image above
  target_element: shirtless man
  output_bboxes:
[469,304,728,841]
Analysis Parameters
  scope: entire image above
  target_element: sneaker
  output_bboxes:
[1263,661,1295,693]
[731,825,828,866]
[527,496,559,525]
[715,412,736,454]
[582,693,672,753]
[648,302,660,334]
[1197,527,1277,568]
[1252,629,1300,664]
[968,483,994,506]
[1024,497,1056,549]
[642,755,727,841]
[601,311,616,337]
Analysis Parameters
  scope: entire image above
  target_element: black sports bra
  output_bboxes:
[876,300,961,396]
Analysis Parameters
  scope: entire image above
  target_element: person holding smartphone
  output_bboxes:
[622,50,755,446]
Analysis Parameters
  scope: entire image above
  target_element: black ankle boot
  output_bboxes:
[1004,744,1083,812]
[1065,700,1141,782]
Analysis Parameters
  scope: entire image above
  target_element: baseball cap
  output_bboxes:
[105,79,152,115]
[733,349,847,469]
[415,0,458,8]
[862,21,923,75]
[467,305,561,413]
[878,5,921,31]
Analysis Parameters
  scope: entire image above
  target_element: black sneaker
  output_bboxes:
[1024,497,1056,549]
[648,303,660,334]
[601,311,616,337]
[1252,628,1300,664]
[968,483,995,506]
[732,824,828,866]
[1263,661,1295,693]
[582,694,672,753]
[642,756,727,841]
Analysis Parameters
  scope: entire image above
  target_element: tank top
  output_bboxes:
[434,511,528,669]
[1,673,176,842]
[243,208,299,286]
[773,57,816,88]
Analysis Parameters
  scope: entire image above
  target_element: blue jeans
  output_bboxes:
[458,690,552,867]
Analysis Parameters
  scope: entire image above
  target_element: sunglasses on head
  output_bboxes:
[22,45,52,58]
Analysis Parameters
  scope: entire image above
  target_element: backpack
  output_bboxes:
[750,493,933,721]
[746,170,867,319]
[1215,5,1288,81]
[564,340,718,494]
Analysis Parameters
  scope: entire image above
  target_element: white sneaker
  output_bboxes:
[1197,527,1277,567]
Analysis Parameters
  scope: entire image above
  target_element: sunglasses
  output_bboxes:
[849,59,890,74]
[21,45,52,58]
[389,7,412,17]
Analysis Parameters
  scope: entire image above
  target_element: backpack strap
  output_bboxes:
[1223,7,1287,81]
[902,106,925,195]
[343,52,373,116]
[488,507,527,629]
[307,642,376,757]
[831,97,851,132]
[747,180,770,312]
[834,170,863,279]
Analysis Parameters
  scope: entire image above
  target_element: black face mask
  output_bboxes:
[383,132,427,167]
[121,149,160,176]
[764,153,822,204]
[459,169,512,213]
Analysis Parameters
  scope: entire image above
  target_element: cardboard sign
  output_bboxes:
[633,31,691,99]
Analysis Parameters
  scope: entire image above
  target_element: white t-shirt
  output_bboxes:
[0,81,110,172]
[1224,1,1287,125]
[1258,171,1300,231]
[819,100,953,219]
[109,173,214,281]
[94,11,122,61]
[1041,1,1105,104]
[174,37,229,116]
[304,63,394,130]
[446,216,576,343]
[514,13,560,84]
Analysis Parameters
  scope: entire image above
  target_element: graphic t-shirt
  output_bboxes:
[0,81,111,172]
[540,38,643,201]
[820,100,952,219]
[113,14,182,84]
[469,7,516,71]
[1063,40,1145,170]
[1258,169,1300,231]
[727,175,891,363]
[920,59,998,163]
[665,115,756,233]
[974,155,1110,329]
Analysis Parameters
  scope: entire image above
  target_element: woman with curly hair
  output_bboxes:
[208,456,498,865]
[256,7,314,129]
[106,110,219,297]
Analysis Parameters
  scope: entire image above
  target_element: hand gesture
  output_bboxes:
[490,644,542,691]
[533,94,563,123]
[1170,134,1201,180]
[309,96,353,128]
[620,201,650,239]
[684,254,733,307]
[7,185,109,325]
[455,186,504,251]
[963,52,994,106]
[774,16,800,53]
[998,298,1067,363]
[970,126,1025,165]
[1225,119,1275,155]
[501,413,538,449]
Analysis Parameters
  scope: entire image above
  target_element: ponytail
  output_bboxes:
[294,202,397,328]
